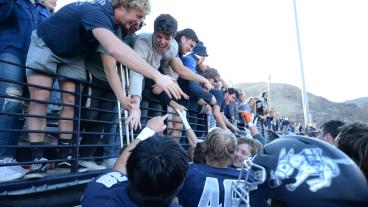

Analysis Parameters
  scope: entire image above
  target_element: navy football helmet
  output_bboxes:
[232,135,368,207]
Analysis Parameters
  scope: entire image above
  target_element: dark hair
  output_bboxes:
[174,28,199,43]
[225,88,239,99]
[336,122,368,179]
[154,14,178,37]
[203,67,220,80]
[320,120,345,139]
[127,135,188,207]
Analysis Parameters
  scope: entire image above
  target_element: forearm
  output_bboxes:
[93,28,161,81]
[129,71,144,98]
[185,128,197,148]
[101,54,127,105]
[113,139,141,174]
[222,113,234,128]
[212,105,227,129]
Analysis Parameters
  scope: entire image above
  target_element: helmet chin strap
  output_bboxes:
[232,158,267,207]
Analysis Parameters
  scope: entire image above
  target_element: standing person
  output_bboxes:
[82,115,188,207]
[254,99,267,137]
[128,14,212,141]
[24,0,184,179]
[0,0,51,182]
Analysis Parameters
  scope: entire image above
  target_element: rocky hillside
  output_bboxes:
[235,82,368,126]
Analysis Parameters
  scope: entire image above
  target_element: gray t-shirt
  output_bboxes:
[129,33,178,97]
[85,27,135,81]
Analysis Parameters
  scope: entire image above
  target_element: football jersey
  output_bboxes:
[177,163,245,207]
[81,171,182,207]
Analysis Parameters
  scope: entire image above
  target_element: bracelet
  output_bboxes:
[136,127,155,141]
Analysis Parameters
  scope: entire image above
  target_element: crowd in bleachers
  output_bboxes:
[1,0,368,206]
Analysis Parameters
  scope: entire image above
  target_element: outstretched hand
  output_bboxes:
[125,101,142,130]
[146,114,169,133]
[154,75,188,99]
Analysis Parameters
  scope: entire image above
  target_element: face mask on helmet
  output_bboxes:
[232,158,267,207]
[245,135,368,207]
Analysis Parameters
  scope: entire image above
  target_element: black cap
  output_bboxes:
[192,41,208,57]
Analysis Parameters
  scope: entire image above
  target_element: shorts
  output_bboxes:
[25,31,86,81]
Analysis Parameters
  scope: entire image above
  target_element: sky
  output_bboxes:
[56,0,368,103]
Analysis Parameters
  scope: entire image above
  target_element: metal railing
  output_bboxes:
[0,59,208,196]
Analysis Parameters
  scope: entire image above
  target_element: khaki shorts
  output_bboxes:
[26,31,87,81]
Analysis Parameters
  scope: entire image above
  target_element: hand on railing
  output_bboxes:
[125,101,142,130]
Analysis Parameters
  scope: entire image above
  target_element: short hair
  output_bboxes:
[126,135,189,207]
[202,128,236,166]
[112,0,151,15]
[154,14,178,37]
[203,67,220,80]
[336,122,368,179]
[238,137,263,156]
[174,28,199,43]
[320,120,345,139]
[225,88,240,99]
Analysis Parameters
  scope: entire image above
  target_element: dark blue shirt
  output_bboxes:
[210,89,226,112]
[177,163,243,207]
[0,0,50,62]
[82,171,182,207]
[37,0,115,58]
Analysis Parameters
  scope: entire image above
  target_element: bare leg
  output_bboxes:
[59,81,76,140]
[27,75,53,142]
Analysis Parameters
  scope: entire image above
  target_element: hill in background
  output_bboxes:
[235,82,368,126]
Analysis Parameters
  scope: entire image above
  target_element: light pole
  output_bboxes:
[292,0,312,127]
[267,74,271,109]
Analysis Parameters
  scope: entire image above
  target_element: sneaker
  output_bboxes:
[23,158,48,180]
[102,158,118,169]
[79,160,106,171]
[0,159,24,182]
[3,157,28,175]
[57,156,88,173]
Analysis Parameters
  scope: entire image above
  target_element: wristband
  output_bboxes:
[247,122,254,128]
[136,127,155,141]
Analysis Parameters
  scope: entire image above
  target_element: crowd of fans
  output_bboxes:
[1,0,368,206]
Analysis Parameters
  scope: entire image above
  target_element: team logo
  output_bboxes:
[273,148,353,192]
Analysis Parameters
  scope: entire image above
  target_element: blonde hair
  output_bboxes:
[112,0,151,15]
[238,136,262,156]
[203,129,236,165]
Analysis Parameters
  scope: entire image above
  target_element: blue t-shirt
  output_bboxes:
[37,0,115,58]
[81,171,182,207]
[181,54,197,73]
[177,163,243,207]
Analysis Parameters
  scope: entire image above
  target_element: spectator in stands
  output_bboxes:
[255,99,267,137]
[177,128,242,206]
[82,115,188,207]
[232,136,263,168]
[258,91,269,109]
[335,122,368,179]
[128,14,212,142]
[0,0,52,182]
[78,21,144,171]
[203,68,239,131]
[24,0,185,179]
[317,120,345,146]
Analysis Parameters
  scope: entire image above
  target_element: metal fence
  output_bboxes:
[0,59,208,202]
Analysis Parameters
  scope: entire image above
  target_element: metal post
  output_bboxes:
[119,64,130,145]
[293,0,312,127]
